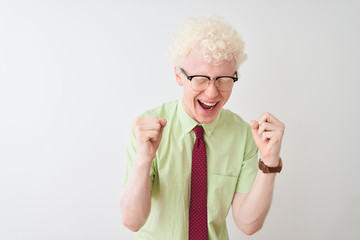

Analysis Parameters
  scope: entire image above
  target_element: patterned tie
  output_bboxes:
[189,125,208,240]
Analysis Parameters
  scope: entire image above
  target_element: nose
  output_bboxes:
[204,80,219,98]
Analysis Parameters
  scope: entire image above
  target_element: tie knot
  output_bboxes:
[193,125,204,139]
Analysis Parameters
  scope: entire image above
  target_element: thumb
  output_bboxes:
[153,118,166,148]
[159,118,167,128]
[250,120,259,130]
[250,120,262,143]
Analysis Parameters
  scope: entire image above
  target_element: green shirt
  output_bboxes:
[123,99,258,240]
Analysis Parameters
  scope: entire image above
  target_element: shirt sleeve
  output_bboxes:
[235,126,258,193]
[122,129,157,191]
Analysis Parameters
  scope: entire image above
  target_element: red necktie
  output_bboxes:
[189,125,208,240]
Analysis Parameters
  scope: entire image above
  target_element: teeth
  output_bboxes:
[200,100,217,106]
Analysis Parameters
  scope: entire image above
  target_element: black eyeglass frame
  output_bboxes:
[179,67,238,83]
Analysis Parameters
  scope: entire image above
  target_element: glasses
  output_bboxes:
[180,67,238,92]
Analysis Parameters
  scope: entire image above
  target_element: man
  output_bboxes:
[120,16,285,240]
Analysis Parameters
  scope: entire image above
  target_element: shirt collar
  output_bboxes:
[177,98,221,137]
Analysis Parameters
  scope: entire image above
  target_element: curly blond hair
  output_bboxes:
[169,16,247,69]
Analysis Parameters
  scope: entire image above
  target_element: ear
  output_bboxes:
[174,66,183,86]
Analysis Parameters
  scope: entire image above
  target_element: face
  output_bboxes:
[175,51,237,124]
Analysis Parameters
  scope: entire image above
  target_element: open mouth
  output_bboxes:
[198,100,218,111]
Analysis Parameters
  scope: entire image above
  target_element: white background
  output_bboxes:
[1,0,359,239]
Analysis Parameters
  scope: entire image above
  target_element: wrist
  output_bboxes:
[261,156,280,167]
[258,157,282,174]
[135,155,153,170]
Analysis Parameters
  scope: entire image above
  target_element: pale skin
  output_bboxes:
[232,112,285,235]
[120,117,167,231]
[120,52,285,235]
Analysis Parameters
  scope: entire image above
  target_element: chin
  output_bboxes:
[195,111,220,124]
[198,118,216,124]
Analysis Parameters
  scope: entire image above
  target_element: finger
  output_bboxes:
[145,130,160,142]
[133,117,157,129]
[258,122,277,135]
[258,112,280,125]
[145,117,162,131]
[136,124,161,135]
[140,118,163,131]
[261,130,282,142]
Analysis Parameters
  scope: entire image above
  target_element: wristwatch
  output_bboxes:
[258,158,282,173]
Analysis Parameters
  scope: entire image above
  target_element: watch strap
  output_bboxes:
[258,158,282,173]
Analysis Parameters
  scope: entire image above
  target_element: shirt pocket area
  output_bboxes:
[207,174,237,233]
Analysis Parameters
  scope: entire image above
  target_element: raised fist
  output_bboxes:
[250,112,285,167]
[132,117,167,164]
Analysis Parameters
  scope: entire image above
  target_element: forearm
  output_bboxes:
[120,157,152,232]
[233,170,276,234]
